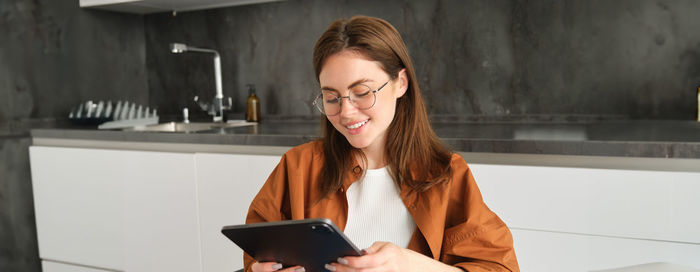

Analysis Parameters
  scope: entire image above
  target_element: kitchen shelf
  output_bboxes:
[79,0,284,14]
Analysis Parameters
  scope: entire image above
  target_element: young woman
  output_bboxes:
[245,16,519,272]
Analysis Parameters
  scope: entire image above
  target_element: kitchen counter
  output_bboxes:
[31,120,700,159]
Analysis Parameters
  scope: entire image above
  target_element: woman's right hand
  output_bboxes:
[251,261,305,272]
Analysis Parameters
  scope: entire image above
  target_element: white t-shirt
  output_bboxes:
[342,167,416,250]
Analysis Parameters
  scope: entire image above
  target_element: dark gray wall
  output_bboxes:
[2,0,700,271]
[145,0,700,120]
[0,0,147,270]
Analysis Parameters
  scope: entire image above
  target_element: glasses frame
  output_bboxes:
[313,80,390,116]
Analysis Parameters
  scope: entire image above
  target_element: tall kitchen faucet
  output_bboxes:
[170,43,232,122]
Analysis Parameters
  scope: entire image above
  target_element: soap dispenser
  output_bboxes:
[246,84,261,122]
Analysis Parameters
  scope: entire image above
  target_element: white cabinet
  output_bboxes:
[30,147,201,272]
[469,163,700,271]
[79,0,284,14]
[195,153,280,272]
[42,260,115,272]
[30,146,283,272]
[30,143,700,272]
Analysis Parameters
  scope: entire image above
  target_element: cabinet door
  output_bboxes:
[30,146,126,270]
[469,163,700,271]
[30,146,201,272]
[42,260,115,272]
[195,153,281,272]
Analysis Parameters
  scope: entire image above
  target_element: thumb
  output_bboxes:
[363,241,389,254]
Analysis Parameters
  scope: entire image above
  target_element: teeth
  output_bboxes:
[347,120,367,129]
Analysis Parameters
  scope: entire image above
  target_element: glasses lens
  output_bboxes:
[318,92,341,115]
[350,84,375,110]
[314,84,378,116]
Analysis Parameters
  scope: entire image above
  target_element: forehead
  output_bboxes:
[318,50,385,87]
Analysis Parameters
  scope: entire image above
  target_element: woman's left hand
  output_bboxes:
[324,241,409,272]
[325,241,463,272]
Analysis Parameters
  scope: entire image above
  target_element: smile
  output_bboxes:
[345,119,368,129]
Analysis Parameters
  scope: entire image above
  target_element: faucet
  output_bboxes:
[170,43,232,122]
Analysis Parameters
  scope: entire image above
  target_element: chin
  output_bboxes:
[344,135,372,149]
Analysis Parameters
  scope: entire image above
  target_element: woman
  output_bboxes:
[245,15,519,272]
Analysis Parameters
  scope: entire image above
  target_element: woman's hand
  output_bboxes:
[324,242,462,272]
[251,261,305,272]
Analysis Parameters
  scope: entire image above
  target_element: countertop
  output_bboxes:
[31,119,700,159]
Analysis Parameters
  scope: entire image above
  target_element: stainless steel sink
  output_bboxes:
[125,120,255,133]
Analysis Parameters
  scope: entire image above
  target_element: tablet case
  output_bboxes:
[221,218,363,272]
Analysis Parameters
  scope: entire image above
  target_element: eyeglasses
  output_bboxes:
[313,80,390,116]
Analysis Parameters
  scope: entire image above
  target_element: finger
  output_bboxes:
[251,261,283,271]
[326,262,384,272]
[343,243,395,268]
[279,265,305,272]
[365,241,389,254]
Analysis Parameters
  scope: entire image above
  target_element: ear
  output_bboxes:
[394,68,409,98]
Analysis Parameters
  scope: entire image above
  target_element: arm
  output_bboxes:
[443,158,519,272]
[243,154,291,272]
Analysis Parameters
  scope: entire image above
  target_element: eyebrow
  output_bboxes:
[321,78,374,92]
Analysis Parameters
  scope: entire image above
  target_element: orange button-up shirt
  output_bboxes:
[244,141,519,271]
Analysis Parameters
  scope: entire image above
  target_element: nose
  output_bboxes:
[338,96,358,116]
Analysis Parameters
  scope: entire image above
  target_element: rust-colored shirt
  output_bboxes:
[244,141,519,271]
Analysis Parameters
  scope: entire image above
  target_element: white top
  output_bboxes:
[343,167,416,250]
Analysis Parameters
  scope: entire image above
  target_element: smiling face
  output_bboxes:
[318,50,407,156]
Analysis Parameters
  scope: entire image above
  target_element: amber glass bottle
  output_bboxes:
[246,84,260,122]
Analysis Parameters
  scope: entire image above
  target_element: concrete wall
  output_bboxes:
[145,0,700,120]
[2,0,700,270]
[0,0,147,270]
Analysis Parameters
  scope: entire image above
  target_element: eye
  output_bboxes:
[322,93,340,104]
[354,91,371,97]
[351,85,372,97]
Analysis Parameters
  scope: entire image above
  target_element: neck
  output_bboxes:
[360,140,386,170]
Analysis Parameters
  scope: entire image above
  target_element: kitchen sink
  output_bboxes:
[125,120,255,133]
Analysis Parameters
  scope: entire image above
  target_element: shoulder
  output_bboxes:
[446,153,475,189]
[279,140,324,167]
[449,153,469,172]
[284,140,323,158]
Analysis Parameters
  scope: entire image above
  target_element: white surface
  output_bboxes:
[42,260,116,272]
[97,116,158,129]
[195,153,280,272]
[30,147,201,272]
[79,0,284,14]
[31,147,125,270]
[511,229,700,272]
[593,262,700,272]
[30,142,700,271]
[471,163,700,244]
[469,163,700,271]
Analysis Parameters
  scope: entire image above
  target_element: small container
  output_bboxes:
[246,84,261,122]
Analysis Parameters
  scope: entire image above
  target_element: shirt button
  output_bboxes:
[353,166,362,174]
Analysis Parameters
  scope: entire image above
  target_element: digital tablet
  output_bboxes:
[221,218,363,271]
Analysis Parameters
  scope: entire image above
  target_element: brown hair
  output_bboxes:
[313,15,452,197]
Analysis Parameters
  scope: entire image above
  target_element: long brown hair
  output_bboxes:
[313,15,452,197]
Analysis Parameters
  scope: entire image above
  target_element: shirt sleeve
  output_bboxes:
[441,157,520,271]
[243,154,291,272]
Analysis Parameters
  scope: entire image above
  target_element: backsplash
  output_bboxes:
[145,0,700,120]
[2,1,700,271]
[0,1,148,126]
